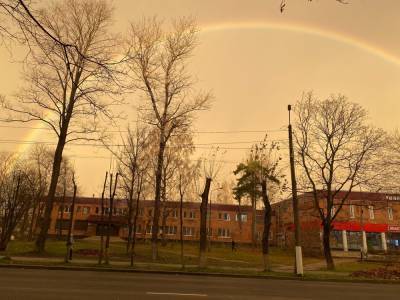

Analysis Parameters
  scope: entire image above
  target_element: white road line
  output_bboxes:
[146,292,208,297]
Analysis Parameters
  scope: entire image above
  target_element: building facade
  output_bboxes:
[46,197,264,244]
[271,191,400,253]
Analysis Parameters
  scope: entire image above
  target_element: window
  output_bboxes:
[138,208,144,216]
[388,207,393,221]
[171,209,178,218]
[64,205,72,213]
[146,225,152,234]
[183,227,194,236]
[76,206,82,213]
[147,209,153,217]
[331,206,336,218]
[135,224,142,233]
[184,211,195,219]
[219,212,230,221]
[95,207,99,214]
[207,228,212,236]
[235,213,247,222]
[368,206,374,220]
[82,207,90,215]
[349,205,355,219]
[163,226,177,235]
[218,228,230,238]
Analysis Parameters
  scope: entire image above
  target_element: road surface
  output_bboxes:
[0,268,399,299]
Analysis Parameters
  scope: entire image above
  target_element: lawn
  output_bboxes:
[1,238,321,268]
[2,238,396,281]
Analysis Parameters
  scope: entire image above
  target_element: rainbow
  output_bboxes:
[17,20,400,155]
[199,21,400,66]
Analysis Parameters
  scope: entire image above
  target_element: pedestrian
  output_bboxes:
[231,239,236,252]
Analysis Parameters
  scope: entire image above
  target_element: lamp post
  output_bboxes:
[288,104,303,275]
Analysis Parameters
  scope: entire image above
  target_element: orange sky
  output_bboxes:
[1,0,400,197]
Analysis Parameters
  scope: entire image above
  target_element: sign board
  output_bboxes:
[388,225,400,232]
[385,195,400,201]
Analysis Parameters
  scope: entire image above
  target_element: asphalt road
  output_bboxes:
[0,268,399,300]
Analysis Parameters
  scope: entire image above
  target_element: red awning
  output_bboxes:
[333,222,387,232]
[286,221,391,233]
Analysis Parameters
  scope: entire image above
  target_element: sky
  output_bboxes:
[1,0,400,198]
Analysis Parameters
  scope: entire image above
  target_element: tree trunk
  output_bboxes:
[58,188,66,240]
[261,180,272,271]
[180,193,185,269]
[151,140,166,261]
[104,178,114,265]
[125,174,135,254]
[0,232,13,251]
[19,208,30,239]
[130,195,140,267]
[199,177,212,268]
[322,223,335,270]
[105,173,119,265]
[35,132,67,253]
[161,207,169,247]
[65,181,77,263]
[27,200,38,241]
[251,196,257,247]
[98,172,108,265]
[237,197,242,234]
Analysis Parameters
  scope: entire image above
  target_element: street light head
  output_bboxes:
[288,104,292,111]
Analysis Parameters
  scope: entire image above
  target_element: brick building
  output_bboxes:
[46,197,264,244]
[271,191,400,253]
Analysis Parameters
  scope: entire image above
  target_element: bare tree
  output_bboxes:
[294,92,385,270]
[24,145,52,240]
[280,0,348,13]
[176,161,199,269]
[126,17,211,261]
[0,153,33,250]
[378,130,400,193]
[198,148,224,268]
[1,0,121,253]
[105,125,150,258]
[158,131,195,246]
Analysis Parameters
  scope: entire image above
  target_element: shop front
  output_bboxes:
[387,225,400,250]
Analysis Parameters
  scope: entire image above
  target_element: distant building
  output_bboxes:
[43,197,264,244]
[271,191,400,253]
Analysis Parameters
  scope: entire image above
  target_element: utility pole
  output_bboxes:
[288,104,303,276]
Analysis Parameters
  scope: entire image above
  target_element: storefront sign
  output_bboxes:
[385,195,400,201]
[388,225,400,232]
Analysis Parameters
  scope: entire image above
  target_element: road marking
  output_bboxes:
[146,292,207,297]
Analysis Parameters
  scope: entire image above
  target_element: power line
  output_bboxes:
[0,124,286,134]
[66,154,243,164]
[0,138,289,148]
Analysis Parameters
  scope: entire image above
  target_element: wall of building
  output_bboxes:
[46,198,265,244]
[271,191,400,253]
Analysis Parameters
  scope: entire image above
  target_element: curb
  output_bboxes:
[0,262,399,285]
